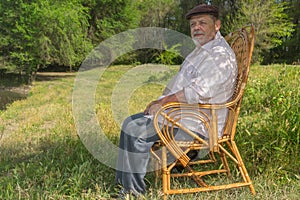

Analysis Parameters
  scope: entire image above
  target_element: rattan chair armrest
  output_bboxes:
[152,102,216,166]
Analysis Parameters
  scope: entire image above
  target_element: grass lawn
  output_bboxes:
[0,64,299,199]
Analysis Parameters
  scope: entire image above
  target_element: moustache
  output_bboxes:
[193,31,204,37]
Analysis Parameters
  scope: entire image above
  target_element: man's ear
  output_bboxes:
[215,19,221,32]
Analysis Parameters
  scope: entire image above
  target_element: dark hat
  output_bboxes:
[185,4,219,20]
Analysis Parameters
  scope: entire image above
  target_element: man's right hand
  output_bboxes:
[143,100,163,116]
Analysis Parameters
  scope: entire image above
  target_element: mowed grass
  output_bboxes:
[0,64,299,199]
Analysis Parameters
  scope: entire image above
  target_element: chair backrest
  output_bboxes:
[223,25,255,139]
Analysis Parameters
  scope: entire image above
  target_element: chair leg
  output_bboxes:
[219,147,231,177]
[185,165,208,187]
[231,141,256,195]
[209,151,217,162]
[162,146,169,200]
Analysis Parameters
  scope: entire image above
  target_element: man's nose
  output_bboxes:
[193,23,201,30]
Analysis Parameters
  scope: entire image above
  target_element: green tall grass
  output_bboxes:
[238,65,299,177]
[0,65,299,199]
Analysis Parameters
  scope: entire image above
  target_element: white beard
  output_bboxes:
[192,38,202,47]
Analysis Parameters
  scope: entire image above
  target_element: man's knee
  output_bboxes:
[122,116,134,130]
[122,113,144,129]
[122,114,149,137]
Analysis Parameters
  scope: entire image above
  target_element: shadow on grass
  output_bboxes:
[0,135,118,199]
[0,90,27,110]
[0,72,76,87]
[35,72,76,82]
[0,72,76,110]
[0,73,28,110]
[0,73,27,87]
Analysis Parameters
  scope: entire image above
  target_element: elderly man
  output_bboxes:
[115,4,237,198]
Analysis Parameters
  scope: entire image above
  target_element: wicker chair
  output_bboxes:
[151,25,255,200]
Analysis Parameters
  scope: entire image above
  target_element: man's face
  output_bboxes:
[189,14,221,46]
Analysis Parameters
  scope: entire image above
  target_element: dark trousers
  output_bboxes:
[115,113,159,195]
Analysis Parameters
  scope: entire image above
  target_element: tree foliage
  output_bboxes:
[225,0,295,63]
[266,0,300,64]
[0,0,92,82]
[0,0,140,82]
[137,0,179,27]
[84,0,140,43]
[0,0,299,82]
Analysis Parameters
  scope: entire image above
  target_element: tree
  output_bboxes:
[84,0,141,43]
[227,0,295,63]
[266,0,300,64]
[136,0,178,27]
[37,0,92,72]
[0,0,92,82]
[106,0,180,64]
